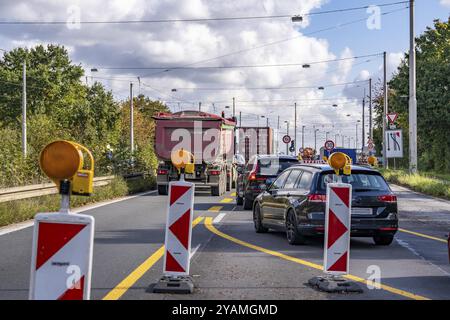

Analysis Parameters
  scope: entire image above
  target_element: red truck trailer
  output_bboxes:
[237,127,274,162]
[152,110,236,196]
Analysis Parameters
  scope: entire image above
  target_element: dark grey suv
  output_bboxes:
[253,164,398,246]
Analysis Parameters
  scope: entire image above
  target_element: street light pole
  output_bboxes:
[233,97,236,156]
[294,102,297,152]
[383,51,388,169]
[22,60,27,157]
[409,0,418,173]
[369,78,373,140]
[130,82,134,154]
[314,128,318,152]
[302,125,305,149]
[286,121,290,155]
[362,91,365,153]
[277,115,280,153]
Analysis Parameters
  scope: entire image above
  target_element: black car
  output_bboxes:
[238,155,299,210]
[253,164,398,246]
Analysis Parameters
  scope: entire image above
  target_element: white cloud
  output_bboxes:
[440,0,450,8]
[0,0,384,148]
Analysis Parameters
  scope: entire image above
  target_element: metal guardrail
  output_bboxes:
[0,174,144,203]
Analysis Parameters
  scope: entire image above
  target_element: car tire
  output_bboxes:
[236,196,243,205]
[157,185,168,195]
[243,196,253,210]
[286,210,306,245]
[253,204,268,233]
[373,234,394,246]
[211,186,220,196]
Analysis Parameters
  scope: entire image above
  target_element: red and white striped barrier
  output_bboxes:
[163,180,195,275]
[324,183,352,275]
[29,212,94,300]
[299,160,327,164]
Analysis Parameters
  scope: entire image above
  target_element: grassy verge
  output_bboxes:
[0,175,156,228]
[380,169,450,200]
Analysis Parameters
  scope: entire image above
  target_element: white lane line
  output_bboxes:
[0,190,157,236]
[190,244,201,259]
[213,213,227,224]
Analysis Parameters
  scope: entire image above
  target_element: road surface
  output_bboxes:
[0,183,449,300]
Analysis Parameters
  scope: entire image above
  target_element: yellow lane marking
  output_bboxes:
[399,228,447,244]
[220,198,234,203]
[204,217,430,301]
[208,206,223,212]
[103,216,205,300]
[231,192,237,197]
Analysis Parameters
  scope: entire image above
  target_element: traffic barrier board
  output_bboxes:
[29,212,94,300]
[324,183,351,275]
[163,180,195,275]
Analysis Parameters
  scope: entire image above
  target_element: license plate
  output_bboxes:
[351,208,372,216]
[185,173,195,179]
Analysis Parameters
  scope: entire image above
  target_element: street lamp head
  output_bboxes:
[302,64,311,68]
[291,15,303,22]
[171,88,177,92]
[318,86,325,90]
[90,68,98,72]
[332,104,338,107]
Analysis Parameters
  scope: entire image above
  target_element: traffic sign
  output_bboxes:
[282,135,291,144]
[368,142,374,151]
[387,113,398,124]
[324,140,335,151]
[324,184,351,275]
[29,212,95,300]
[385,129,403,158]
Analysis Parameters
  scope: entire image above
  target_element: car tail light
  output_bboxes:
[377,195,397,203]
[209,170,221,176]
[157,169,169,175]
[249,163,260,181]
[379,227,398,231]
[308,194,326,202]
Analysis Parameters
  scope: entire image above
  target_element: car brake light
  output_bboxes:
[308,194,326,202]
[157,169,168,175]
[209,170,221,175]
[249,163,260,181]
[377,195,397,202]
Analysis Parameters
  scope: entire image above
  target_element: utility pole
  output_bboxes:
[342,135,345,147]
[130,83,134,154]
[383,51,388,169]
[369,78,373,140]
[362,91,365,153]
[286,121,290,155]
[266,117,269,127]
[233,97,236,156]
[302,125,305,149]
[409,0,418,173]
[239,111,242,127]
[294,103,297,152]
[199,102,201,112]
[335,134,338,146]
[277,115,280,153]
[314,128,318,152]
[356,122,359,151]
[22,60,27,157]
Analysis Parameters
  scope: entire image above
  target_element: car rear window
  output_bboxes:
[258,158,299,176]
[318,171,390,192]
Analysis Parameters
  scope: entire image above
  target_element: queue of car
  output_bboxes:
[233,154,399,246]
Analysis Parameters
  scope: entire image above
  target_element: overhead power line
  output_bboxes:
[92,53,382,70]
[0,1,409,25]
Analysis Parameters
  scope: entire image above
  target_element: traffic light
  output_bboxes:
[39,140,94,196]
[289,140,295,152]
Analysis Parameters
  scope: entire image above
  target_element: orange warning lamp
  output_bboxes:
[171,148,195,174]
[368,156,377,167]
[40,140,94,196]
[328,152,351,176]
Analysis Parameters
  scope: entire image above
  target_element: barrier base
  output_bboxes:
[150,275,194,294]
[308,276,363,293]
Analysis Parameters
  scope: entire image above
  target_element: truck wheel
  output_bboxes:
[158,185,168,195]
[211,186,220,196]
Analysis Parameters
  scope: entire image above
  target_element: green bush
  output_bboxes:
[0,176,156,227]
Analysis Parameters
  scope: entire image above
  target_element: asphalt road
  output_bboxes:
[0,183,449,300]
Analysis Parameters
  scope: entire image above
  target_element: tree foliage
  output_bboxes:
[0,44,169,187]
[372,18,450,172]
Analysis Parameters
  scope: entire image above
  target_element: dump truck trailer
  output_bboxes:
[237,127,274,163]
[152,110,236,196]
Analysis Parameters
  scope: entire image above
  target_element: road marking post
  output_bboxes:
[29,141,96,300]
[152,148,196,294]
[309,152,362,293]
